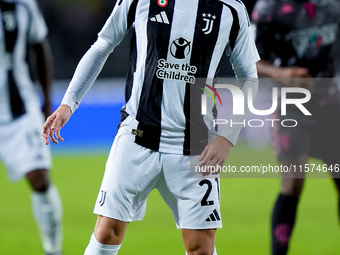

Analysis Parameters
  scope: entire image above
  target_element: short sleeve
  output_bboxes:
[227,3,260,70]
[25,0,48,44]
[98,0,136,48]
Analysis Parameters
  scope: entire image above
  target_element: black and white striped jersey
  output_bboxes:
[0,0,47,122]
[62,0,260,155]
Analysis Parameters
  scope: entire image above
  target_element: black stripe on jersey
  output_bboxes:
[124,0,139,104]
[8,70,25,119]
[134,0,175,151]
[0,1,18,52]
[127,0,138,30]
[120,0,141,128]
[125,31,137,104]
[0,2,26,119]
[222,3,240,51]
[183,0,223,155]
[234,0,250,26]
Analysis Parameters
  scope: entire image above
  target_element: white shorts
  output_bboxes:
[94,119,222,229]
[0,111,52,181]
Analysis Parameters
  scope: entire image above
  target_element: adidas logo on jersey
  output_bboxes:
[206,209,221,222]
[150,11,169,24]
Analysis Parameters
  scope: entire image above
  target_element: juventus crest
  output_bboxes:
[202,13,216,35]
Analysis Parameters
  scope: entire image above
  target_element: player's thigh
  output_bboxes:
[159,154,221,229]
[93,131,162,222]
[309,120,340,179]
[280,155,308,196]
[272,115,310,163]
[0,112,51,181]
[182,228,216,254]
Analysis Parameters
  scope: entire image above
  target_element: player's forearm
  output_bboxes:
[256,59,283,78]
[61,37,114,113]
[218,77,259,146]
[218,63,259,146]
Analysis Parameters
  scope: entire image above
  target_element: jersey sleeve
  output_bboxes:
[25,0,48,44]
[98,0,136,47]
[251,0,276,60]
[227,3,260,70]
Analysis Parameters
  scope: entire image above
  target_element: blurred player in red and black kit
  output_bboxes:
[252,0,340,254]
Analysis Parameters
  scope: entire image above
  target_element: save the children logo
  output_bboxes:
[170,37,191,59]
[156,37,198,83]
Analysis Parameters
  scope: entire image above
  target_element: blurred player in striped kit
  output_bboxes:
[252,0,340,254]
[0,0,62,254]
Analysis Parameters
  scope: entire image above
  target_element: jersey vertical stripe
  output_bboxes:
[0,1,25,119]
[223,3,240,51]
[159,0,198,153]
[183,0,224,155]
[135,0,175,151]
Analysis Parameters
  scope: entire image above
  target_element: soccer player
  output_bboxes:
[252,0,340,254]
[42,0,259,254]
[0,0,63,254]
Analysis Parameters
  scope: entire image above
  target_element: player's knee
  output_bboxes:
[186,245,215,255]
[281,179,303,196]
[26,169,50,192]
[94,217,126,245]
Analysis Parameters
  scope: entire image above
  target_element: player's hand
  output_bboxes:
[196,136,233,176]
[42,104,72,145]
[278,67,314,88]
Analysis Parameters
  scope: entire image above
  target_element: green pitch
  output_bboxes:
[0,145,339,255]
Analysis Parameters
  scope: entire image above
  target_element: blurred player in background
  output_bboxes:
[252,0,340,254]
[0,0,62,254]
[42,0,259,254]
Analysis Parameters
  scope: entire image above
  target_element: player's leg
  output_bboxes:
[271,155,307,255]
[84,216,128,255]
[1,112,63,255]
[270,106,311,255]
[27,169,63,255]
[332,177,340,222]
[159,154,221,255]
[84,119,163,254]
[182,229,217,255]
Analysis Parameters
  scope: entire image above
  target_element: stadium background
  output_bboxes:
[1,0,340,254]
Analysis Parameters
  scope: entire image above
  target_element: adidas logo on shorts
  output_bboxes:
[206,209,221,222]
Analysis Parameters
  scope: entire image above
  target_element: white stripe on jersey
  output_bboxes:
[159,0,199,153]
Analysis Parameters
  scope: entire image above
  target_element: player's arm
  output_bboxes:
[251,0,312,85]
[33,38,54,118]
[256,60,313,88]
[196,64,259,172]
[42,0,135,145]
[197,3,260,172]
[41,37,115,145]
